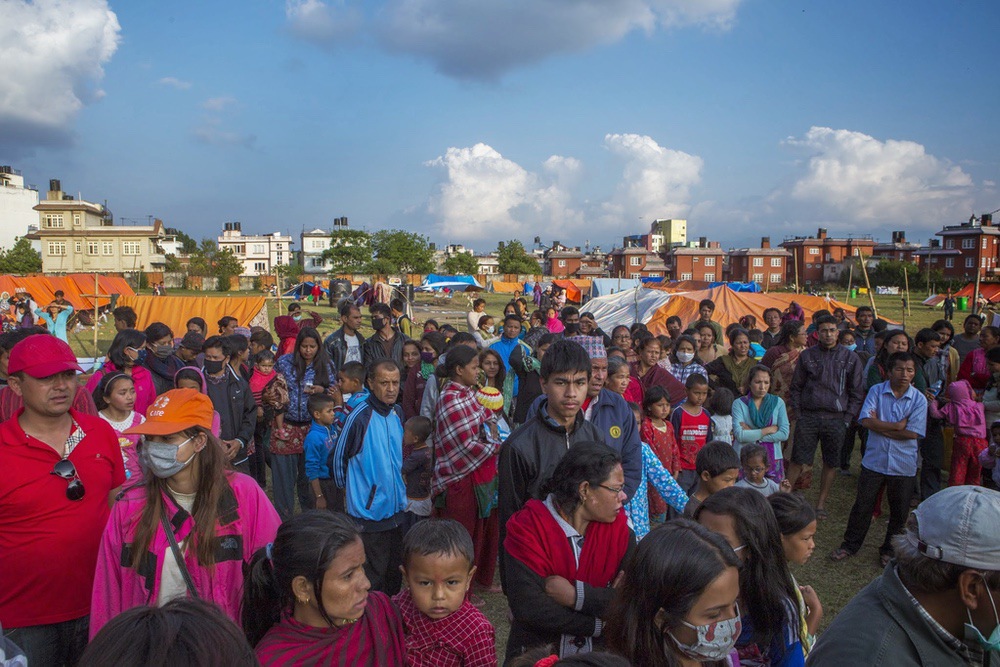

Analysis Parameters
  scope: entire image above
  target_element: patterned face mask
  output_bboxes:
[668,603,742,662]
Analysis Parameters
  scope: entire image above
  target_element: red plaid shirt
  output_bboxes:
[393,588,496,667]
[432,382,499,496]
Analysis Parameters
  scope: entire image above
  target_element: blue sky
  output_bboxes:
[2,0,998,253]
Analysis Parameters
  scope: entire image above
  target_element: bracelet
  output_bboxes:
[315,493,323,498]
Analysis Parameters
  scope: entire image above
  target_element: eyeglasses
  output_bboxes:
[51,458,85,501]
[733,544,747,553]
[746,466,767,474]
[598,483,625,495]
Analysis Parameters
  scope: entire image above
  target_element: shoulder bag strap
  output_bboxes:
[159,503,200,599]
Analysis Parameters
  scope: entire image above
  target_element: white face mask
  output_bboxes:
[668,603,742,662]
[677,351,695,364]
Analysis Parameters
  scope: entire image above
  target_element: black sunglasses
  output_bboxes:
[51,458,85,501]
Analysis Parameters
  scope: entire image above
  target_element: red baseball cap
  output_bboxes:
[125,388,215,436]
[7,335,83,378]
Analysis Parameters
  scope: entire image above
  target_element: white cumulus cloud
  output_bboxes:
[202,96,237,111]
[285,0,362,46]
[0,0,120,149]
[158,76,191,90]
[781,126,975,230]
[425,143,584,242]
[602,133,703,230]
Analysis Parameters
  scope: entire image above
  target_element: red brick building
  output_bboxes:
[726,237,791,287]
[610,247,668,278]
[780,228,876,287]
[546,249,583,278]
[924,215,1000,280]
[872,231,922,263]
[664,244,726,282]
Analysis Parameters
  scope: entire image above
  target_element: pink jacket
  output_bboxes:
[90,472,280,637]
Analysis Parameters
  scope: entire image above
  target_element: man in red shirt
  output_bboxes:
[0,335,125,665]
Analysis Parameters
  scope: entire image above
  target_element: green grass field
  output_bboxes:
[69,287,962,656]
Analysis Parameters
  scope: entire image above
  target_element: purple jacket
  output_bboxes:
[90,472,280,637]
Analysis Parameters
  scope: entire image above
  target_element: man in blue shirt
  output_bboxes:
[831,351,927,566]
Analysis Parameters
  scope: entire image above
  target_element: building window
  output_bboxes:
[74,242,82,253]
[703,273,716,282]
[984,238,989,249]
[770,273,782,283]
[252,244,265,254]
[963,238,976,250]
[558,260,566,268]
[254,262,267,273]
[854,248,860,256]
[44,214,64,229]
[47,242,66,256]
[679,272,692,281]
[629,273,641,279]
[966,257,975,268]
[311,240,324,249]
[647,272,660,278]
[809,247,819,255]
[87,241,99,255]
[122,241,141,255]
[630,256,642,267]
[102,241,114,255]
[771,257,782,267]
[73,214,81,226]
[704,257,716,267]
[983,258,988,268]
[752,257,764,267]
[752,273,764,282]
[275,244,283,250]
[825,253,832,262]
[946,239,954,249]
[946,258,954,268]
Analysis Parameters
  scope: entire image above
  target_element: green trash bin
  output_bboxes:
[850,288,857,299]
[958,296,969,311]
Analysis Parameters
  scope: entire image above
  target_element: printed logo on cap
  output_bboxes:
[149,395,170,417]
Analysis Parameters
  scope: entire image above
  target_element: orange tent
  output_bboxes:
[954,283,1000,302]
[553,279,593,304]
[491,281,524,294]
[0,274,135,310]
[644,286,874,336]
[115,295,270,335]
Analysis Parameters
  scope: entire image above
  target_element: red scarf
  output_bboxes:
[504,499,629,588]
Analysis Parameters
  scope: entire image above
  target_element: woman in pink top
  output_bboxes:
[85,329,157,417]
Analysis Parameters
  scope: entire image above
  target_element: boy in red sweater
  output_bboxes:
[669,373,712,494]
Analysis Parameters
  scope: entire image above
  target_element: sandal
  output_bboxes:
[815,508,829,521]
[828,547,852,562]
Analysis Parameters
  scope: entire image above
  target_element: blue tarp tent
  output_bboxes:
[283,281,328,299]
[589,278,643,297]
[418,274,483,292]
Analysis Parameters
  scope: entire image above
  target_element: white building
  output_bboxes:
[217,222,293,276]
[300,228,333,273]
[476,254,499,274]
[0,166,40,251]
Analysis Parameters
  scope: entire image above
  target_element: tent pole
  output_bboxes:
[903,264,912,317]
[858,250,878,319]
[793,250,800,294]
[845,262,854,303]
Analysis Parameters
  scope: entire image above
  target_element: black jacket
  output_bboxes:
[323,327,366,372]
[788,344,864,420]
[204,367,256,466]
[362,329,408,368]
[497,403,604,587]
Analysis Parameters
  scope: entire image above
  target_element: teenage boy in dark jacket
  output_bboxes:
[202,335,256,473]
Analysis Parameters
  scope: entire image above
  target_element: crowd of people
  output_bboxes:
[1,291,999,667]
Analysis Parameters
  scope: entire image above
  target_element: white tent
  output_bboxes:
[589,278,643,298]
[584,286,674,333]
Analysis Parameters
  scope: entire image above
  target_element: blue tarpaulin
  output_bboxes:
[418,274,483,292]
[283,281,328,298]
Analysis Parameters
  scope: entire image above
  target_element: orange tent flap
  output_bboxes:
[645,286,885,337]
[491,281,524,294]
[552,279,582,303]
[116,295,267,335]
[0,274,135,310]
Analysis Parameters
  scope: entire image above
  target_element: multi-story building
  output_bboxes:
[726,237,791,287]
[872,231,922,263]
[545,243,583,278]
[610,247,668,279]
[476,254,500,275]
[779,228,876,287]
[664,243,726,282]
[925,215,1000,280]
[301,228,334,273]
[650,219,687,249]
[912,239,962,277]
[0,166,39,251]
[34,179,172,274]
[217,221,293,277]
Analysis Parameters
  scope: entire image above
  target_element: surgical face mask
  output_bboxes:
[420,351,435,363]
[845,343,857,352]
[485,325,495,334]
[668,604,742,662]
[203,358,226,375]
[292,313,303,321]
[965,577,1000,653]
[677,351,695,364]
[153,344,174,359]
[140,437,196,479]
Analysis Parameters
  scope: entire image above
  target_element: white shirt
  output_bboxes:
[344,334,362,364]
[157,490,197,606]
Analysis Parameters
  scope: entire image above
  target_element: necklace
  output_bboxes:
[335,616,360,626]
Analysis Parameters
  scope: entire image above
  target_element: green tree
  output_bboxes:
[370,229,436,274]
[496,240,540,275]
[322,229,372,274]
[164,254,183,272]
[366,257,398,276]
[165,228,198,254]
[0,237,42,274]
[213,248,245,291]
[443,252,479,275]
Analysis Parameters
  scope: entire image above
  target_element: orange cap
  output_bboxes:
[125,388,215,436]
